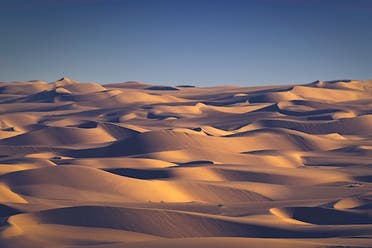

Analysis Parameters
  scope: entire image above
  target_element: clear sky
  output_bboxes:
[1,0,371,86]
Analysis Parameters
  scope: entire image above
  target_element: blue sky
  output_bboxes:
[1,0,371,86]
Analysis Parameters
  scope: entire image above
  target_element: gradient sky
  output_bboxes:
[1,0,371,86]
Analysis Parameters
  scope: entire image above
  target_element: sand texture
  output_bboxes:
[0,78,371,248]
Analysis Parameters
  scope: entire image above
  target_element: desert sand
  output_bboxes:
[0,78,371,248]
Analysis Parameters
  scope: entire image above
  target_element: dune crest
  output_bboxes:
[0,79,371,248]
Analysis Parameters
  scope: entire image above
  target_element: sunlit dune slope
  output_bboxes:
[0,79,371,248]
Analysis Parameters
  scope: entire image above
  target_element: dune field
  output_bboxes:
[0,78,371,248]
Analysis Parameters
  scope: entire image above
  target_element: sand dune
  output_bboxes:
[0,79,371,248]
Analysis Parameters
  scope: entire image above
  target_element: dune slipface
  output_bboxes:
[0,78,371,248]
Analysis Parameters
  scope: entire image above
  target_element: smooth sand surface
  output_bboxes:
[0,78,371,248]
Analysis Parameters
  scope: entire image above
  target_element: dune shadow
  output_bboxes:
[145,86,179,91]
[0,204,22,219]
[176,160,215,167]
[104,168,173,180]
[273,207,372,225]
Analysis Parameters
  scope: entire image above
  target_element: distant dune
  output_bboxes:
[0,78,371,248]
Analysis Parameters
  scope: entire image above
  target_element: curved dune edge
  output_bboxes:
[0,79,371,247]
[269,206,372,225]
[0,184,27,203]
[333,197,370,210]
[6,205,371,239]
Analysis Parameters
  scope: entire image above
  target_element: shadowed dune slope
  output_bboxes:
[0,79,371,248]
